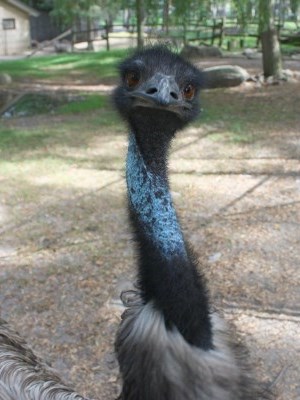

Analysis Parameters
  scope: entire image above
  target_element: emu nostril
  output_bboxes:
[170,92,178,100]
[146,87,158,95]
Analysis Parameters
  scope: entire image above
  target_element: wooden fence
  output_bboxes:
[36,19,299,53]
[71,20,226,51]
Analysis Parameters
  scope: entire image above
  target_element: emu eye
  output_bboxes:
[125,72,140,88]
[183,84,195,100]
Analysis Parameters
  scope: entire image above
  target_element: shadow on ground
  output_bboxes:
[0,77,299,399]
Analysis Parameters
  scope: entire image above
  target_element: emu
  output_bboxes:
[113,46,271,400]
[0,47,271,400]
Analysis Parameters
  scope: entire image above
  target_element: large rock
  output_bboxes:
[181,45,223,60]
[202,65,250,89]
[242,48,262,59]
[0,73,12,85]
[291,53,300,61]
[0,91,15,116]
[54,40,72,53]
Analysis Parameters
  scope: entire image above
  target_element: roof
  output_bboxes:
[4,0,39,17]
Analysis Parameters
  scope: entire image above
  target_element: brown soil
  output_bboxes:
[0,56,299,399]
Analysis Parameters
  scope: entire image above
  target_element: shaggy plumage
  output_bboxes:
[0,319,88,400]
[116,294,269,400]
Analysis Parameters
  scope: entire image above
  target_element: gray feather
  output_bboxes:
[116,292,272,400]
[0,319,89,400]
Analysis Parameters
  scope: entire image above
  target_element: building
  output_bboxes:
[0,0,39,56]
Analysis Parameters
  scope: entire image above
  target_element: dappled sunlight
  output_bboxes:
[88,135,127,156]
[0,50,126,84]
[0,158,68,177]
[0,57,299,398]
[170,157,300,176]
[0,204,9,225]
[177,173,300,308]
[28,168,121,190]
[42,58,104,71]
[0,245,16,257]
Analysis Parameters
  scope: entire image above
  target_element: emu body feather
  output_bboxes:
[116,293,270,400]
[0,319,88,400]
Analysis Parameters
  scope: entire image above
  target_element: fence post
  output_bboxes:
[211,19,216,45]
[183,17,188,45]
[219,17,225,47]
[105,21,110,51]
[71,28,74,52]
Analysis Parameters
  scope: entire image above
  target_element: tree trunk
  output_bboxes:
[105,20,110,51]
[86,16,94,51]
[136,0,145,48]
[163,0,170,34]
[259,0,282,78]
[261,29,282,77]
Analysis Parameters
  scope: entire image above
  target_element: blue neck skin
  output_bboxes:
[126,132,188,261]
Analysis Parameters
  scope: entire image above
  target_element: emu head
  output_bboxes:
[113,46,203,135]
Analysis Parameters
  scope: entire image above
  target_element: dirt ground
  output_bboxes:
[0,56,299,399]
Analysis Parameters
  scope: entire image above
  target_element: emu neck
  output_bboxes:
[126,132,187,261]
[126,129,213,349]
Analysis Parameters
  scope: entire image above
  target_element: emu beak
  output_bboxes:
[130,73,192,115]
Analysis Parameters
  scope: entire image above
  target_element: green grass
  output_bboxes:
[57,94,108,114]
[10,93,65,115]
[0,49,128,81]
[281,43,300,55]
[3,92,112,118]
[175,90,257,144]
[0,126,62,154]
[223,35,257,49]
[0,93,121,161]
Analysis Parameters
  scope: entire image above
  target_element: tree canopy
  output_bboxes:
[21,0,300,29]
[21,0,298,76]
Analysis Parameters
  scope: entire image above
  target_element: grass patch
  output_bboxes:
[3,93,113,119]
[206,127,256,145]
[0,100,122,162]
[281,43,300,55]
[228,123,255,144]
[222,35,258,50]
[0,49,128,81]
[8,93,65,116]
[0,127,60,154]
[57,94,108,114]
[198,86,299,147]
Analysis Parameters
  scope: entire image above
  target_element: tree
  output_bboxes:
[259,0,282,78]
[173,0,195,44]
[163,0,170,33]
[232,0,258,33]
[22,0,53,11]
[51,0,83,29]
[97,0,122,30]
[136,0,145,48]
[290,0,300,26]
[51,0,120,50]
[51,0,97,49]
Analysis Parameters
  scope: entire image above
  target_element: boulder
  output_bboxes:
[181,45,222,60]
[0,73,12,85]
[202,65,250,89]
[54,40,72,53]
[0,91,15,117]
[242,48,262,59]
